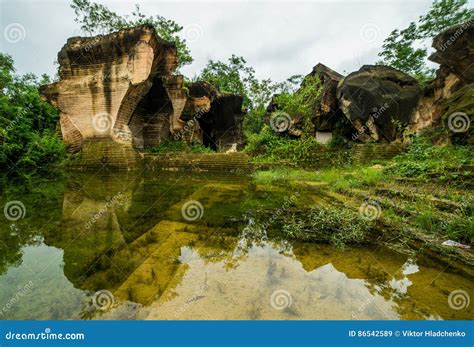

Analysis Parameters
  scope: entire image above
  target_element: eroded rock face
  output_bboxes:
[182,81,245,151]
[412,20,473,134]
[337,65,422,142]
[41,25,178,152]
[310,63,344,132]
[429,20,474,84]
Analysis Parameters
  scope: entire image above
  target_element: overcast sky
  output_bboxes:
[1,0,472,82]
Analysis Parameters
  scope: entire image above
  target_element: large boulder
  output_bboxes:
[412,20,473,134]
[181,81,245,151]
[429,20,474,84]
[41,25,178,152]
[337,65,422,142]
[310,63,344,132]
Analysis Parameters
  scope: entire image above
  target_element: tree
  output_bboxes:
[197,55,302,136]
[378,0,473,82]
[198,54,301,110]
[0,53,64,173]
[70,0,193,68]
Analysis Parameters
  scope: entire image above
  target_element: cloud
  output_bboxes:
[1,0,435,82]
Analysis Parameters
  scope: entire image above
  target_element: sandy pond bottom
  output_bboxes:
[0,171,472,320]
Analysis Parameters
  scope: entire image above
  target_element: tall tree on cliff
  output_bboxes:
[378,0,473,83]
[70,0,193,68]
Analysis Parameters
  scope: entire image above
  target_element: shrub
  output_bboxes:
[281,206,370,248]
[386,135,472,178]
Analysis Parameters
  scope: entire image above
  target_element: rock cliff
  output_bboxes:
[41,25,245,153]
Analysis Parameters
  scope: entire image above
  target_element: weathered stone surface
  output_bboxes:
[429,20,474,84]
[41,25,178,152]
[412,20,473,134]
[337,65,422,142]
[183,81,245,151]
[310,63,344,132]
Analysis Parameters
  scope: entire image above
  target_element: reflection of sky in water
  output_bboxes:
[144,242,399,320]
[389,259,419,295]
[1,174,472,320]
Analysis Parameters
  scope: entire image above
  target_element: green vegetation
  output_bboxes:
[281,206,370,248]
[71,0,193,68]
[0,53,65,175]
[252,132,473,246]
[145,139,213,154]
[377,0,473,82]
[386,135,473,179]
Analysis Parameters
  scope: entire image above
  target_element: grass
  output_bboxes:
[252,166,384,191]
[251,136,473,247]
[280,206,371,248]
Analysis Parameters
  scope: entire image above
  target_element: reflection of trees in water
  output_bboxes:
[0,177,65,276]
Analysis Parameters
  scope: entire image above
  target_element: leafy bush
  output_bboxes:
[274,74,322,135]
[282,206,370,248]
[0,53,65,174]
[245,126,324,164]
[386,135,472,178]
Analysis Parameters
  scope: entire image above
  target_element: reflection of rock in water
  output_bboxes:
[33,172,474,320]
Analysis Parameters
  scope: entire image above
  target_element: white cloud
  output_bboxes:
[0,0,448,82]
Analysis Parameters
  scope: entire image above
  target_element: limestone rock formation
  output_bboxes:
[337,65,422,142]
[308,63,356,143]
[310,63,344,132]
[429,20,474,84]
[41,25,246,154]
[41,25,178,152]
[412,20,473,134]
[182,81,245,151]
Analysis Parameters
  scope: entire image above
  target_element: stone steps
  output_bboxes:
[143,153,252,172]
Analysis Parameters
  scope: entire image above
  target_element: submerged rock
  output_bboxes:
[337,65,422,142]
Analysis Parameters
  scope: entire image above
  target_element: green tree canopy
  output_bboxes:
[0,53,64,174]
[378,0,473,82]
[198,54,301,110]
[70,0,193,68]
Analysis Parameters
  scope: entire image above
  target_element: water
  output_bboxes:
[0,171,472,320]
